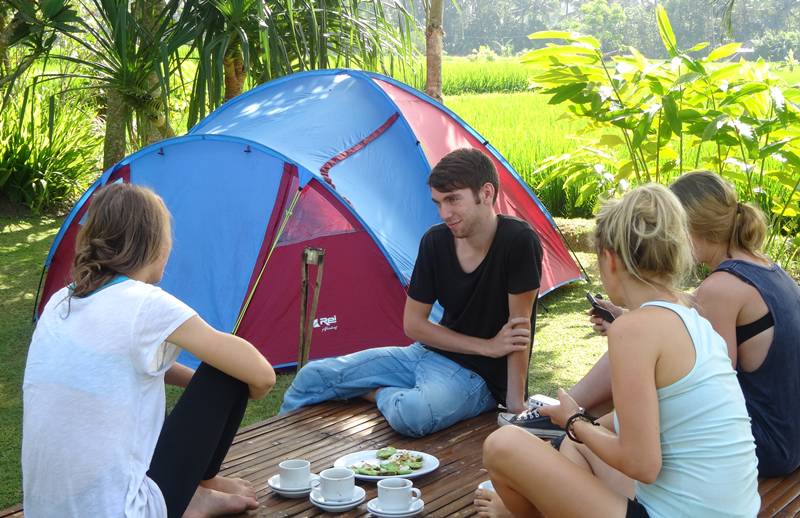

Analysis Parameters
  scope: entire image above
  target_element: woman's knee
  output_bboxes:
[484,427,546,472]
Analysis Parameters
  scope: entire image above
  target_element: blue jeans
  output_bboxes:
[280,343,497,437]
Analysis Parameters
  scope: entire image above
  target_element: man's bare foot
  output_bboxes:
[362,389,379,403]
[201,476,256,499]
[183,486,259,518]
[474,488,513,518]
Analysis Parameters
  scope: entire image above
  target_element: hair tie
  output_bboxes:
[736,202,743,214]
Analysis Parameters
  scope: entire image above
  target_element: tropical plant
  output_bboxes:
[7,0,195,168]
[183,0,416,128]
[522,5,800,267]
[0,83,102,212]
[0,1,80,108]
[7,0,416,169]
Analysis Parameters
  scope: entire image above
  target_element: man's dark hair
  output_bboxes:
[428,148,499,203]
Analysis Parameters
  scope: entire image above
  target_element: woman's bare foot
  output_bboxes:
[201,476,256,499]
[474,488,513,518]
[183,486,259,518]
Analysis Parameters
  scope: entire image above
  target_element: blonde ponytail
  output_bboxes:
[670,171,767,257]
[731,202,767,256]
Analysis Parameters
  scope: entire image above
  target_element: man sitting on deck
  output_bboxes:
[280,148,543,437]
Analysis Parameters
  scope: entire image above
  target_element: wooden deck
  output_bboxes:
[3,400,800,516]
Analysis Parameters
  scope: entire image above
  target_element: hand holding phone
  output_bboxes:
[586,293,616,323]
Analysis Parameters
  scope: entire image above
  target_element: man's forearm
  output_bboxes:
[406,318,488,355]
[506,348,528,413]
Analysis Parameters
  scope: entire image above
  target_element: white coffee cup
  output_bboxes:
[278,459,311,490]
[377,478,421,511]
[310,467,355,502]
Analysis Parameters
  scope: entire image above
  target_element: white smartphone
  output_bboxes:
[527,394,559,409]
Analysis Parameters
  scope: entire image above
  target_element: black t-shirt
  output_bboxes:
[407,215,543,404]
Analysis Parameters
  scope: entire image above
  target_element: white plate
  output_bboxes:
[310,486,366,512]
[367,497,424,517]
[333,450,439,481]
[267,473,320,498]
[477,480,495,492]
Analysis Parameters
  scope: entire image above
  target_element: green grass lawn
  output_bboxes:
[0,214,603,509]
[0,216,64,508]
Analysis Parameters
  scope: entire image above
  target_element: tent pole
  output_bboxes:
[31,265,47,322]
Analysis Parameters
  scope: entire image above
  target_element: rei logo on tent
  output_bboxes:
[313,315,338,333]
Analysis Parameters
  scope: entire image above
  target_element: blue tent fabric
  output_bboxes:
[191,70,442,284]
[37,69,582,371]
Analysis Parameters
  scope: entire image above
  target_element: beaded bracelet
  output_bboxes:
[565,410,598,444]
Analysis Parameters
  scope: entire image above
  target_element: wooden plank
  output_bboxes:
[759,470,800,517]
[0,504,22,518]
[7,400,800,517]
[775,494,800,518]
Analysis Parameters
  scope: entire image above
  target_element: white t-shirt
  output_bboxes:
[22,279,196,518]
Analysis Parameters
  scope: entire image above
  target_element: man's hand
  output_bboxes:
[588,299,624,336]
[486,317,530,358]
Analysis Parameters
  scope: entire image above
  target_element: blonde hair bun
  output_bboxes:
[594,183,694,290]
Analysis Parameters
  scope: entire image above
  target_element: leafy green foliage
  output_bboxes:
[522,8,800,267]
[184,0,417,128]
[7,0,193,128]
[0,84,101,212]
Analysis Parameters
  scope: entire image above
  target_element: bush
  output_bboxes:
[752,30,800,62]
[0,84,102,213]
[521,7,800,269]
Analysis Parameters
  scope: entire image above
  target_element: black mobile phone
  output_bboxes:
[586,293,616,322]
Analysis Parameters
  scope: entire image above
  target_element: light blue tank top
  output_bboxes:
[618,301,760,518]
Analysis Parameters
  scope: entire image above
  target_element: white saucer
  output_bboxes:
[310,486,366,512]
[367,497,424,517]
[267,473,320,498]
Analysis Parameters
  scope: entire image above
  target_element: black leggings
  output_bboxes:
[147,363,249,518]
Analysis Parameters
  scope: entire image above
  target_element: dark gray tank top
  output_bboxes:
[715,259,800,476]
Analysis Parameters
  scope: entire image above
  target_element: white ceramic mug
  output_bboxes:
[377,478,421,511]
[310,467,355,502]
[278,459,311,490]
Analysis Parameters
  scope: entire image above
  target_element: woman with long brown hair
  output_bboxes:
[22,183,276,517]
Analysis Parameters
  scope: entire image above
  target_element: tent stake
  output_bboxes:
[298,247,326,369]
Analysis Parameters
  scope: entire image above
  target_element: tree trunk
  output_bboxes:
[0,10,23,80]
[223,43,246,101]
[0,8,9,78]
[425,0,445,103]
[103,88,130,170]
[133,0,172,144]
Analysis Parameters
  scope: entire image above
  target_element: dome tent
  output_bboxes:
[36,69,583,368]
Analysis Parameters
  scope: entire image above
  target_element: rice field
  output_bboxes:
[437,56,800,96]
[445,92,598,217]
[441,57,534,95]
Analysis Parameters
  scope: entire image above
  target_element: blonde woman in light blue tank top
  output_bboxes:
[481,184,760,518]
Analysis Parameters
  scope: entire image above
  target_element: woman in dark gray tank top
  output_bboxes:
[670,171,800,477]
[575,171,800,477]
